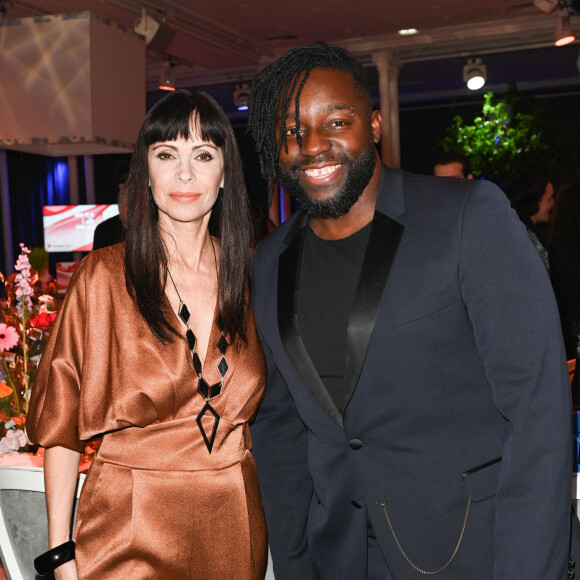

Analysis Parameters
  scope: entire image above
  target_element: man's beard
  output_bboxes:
[276,141,377,219]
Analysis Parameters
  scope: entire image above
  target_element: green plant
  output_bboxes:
[438,91,547,182]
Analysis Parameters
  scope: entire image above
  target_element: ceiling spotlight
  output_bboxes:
[135,9,176,52]
[234,83,250,111]
[397,28,419,36]
[555,15,576,46]
[159,62,176,91]
[463,57,487,91]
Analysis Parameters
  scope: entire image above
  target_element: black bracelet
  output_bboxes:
[34,540,76,576]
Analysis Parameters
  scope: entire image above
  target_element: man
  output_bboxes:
[433,152,473,179]
[248,42,571,579]
[92,161,129,250]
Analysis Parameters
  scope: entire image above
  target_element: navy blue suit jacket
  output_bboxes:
[251,167,572,579]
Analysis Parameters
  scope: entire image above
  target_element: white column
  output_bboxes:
[84,155,95,203]
[388,61,401,168]
[372,52,401,168]
[0,149,14,274]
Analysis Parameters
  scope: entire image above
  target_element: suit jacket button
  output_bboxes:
[351,499,362,508]
[349,438,363,450]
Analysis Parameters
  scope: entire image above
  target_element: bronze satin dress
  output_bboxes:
[27,244,268,580]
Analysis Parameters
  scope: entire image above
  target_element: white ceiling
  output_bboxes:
[5,0,580,91]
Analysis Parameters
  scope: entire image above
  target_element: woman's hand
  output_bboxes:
[54,559,78,580]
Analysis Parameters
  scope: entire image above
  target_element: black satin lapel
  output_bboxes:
[278,228,344,428]
[343,212,404,410]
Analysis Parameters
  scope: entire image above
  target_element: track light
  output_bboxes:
[397,28,419,36]
[555,15,576,46]
[134,9,176,52]
[233,83,250,111]
[463,58,487,91]
[159,62,176,91]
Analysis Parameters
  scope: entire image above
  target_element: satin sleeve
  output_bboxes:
[27,261,88,453]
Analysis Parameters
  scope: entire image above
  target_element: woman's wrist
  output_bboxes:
[49,536,71,549]
[34,540,76,576]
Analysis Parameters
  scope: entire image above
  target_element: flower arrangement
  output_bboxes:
[0,244,59,454]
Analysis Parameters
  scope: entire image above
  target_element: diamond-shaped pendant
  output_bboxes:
[179,302,190,325]
[217,335,228,355]
[196,402,220,453]
[192,352,202,375]
[210,381,223,398]
[198,378,222,400]
[186,329,196,351]
[198,377,210,399]
[218,357,228,378]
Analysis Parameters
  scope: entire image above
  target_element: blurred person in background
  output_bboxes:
[504,171,555,271]
[433,152,473,179]
[92,161,130,250]
[548,182,580,359]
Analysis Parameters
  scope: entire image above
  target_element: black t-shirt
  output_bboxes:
[297,221,372,413]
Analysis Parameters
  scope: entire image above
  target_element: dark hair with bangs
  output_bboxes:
[248,41,373,203]
[124,90,253,343]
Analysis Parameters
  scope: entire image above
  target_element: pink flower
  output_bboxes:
[14,245,33,314]
[0,324,19,351]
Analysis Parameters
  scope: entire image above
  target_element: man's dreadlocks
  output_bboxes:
[247,41,373,204]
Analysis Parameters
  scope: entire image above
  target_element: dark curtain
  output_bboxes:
[0,150,128,275]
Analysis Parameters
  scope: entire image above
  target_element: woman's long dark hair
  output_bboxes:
[124,90,253,343]
[503,171,550,225]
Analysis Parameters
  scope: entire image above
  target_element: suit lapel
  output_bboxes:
[278,223,344,428]
[343,211,404,410]
[276,166,407,425]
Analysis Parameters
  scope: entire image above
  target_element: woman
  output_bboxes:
[548,182,580,359]
[503,171,555,271]
[27,91,267,579]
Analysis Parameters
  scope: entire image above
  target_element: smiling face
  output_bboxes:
[148,115,225,231]
[275,68,381,219]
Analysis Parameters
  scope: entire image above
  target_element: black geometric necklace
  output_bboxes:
[166,236,229,453]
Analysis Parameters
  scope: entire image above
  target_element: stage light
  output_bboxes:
[555,15,575,46]
[159,62,176,91]
[463,58,487,91]
[397,28,419,36]
[134,9,175,52]
[234,83,250,111]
